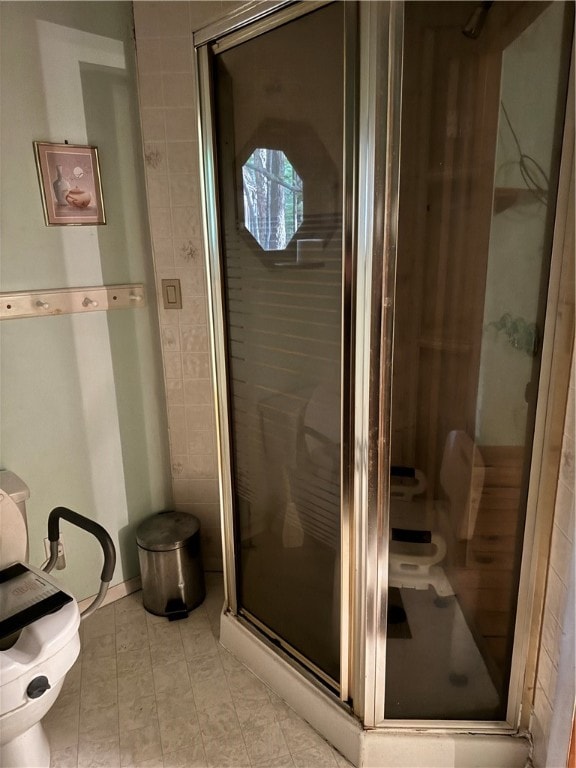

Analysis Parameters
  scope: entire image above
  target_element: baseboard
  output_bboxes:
[77,566,222,612]
[77,575,141,612]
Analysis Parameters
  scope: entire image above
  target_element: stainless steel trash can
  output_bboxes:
[136,511,205,618]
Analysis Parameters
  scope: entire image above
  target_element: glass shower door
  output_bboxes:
[209,3,346,685]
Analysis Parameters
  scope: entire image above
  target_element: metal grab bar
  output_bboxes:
[43,506,116,620]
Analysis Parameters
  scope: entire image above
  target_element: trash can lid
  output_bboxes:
[136,511,200,551]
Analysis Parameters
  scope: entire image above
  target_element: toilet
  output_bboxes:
[0,470,80,768]
[389,430,485,596]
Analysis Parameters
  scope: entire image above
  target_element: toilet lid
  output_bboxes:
[0,490,27,568]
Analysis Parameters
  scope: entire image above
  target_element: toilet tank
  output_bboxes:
[0,470,30,567]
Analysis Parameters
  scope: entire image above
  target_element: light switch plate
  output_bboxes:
[162,278,182,309]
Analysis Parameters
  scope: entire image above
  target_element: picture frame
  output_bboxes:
[33,141,106,226]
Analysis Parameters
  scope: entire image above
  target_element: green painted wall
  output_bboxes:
[0,2,171,599]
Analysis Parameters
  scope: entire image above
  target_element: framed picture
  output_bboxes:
[34,142,106,226]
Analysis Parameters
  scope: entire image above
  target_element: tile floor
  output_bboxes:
[45,573,353,768]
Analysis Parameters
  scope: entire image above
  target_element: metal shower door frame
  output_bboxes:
[194,0,358,703]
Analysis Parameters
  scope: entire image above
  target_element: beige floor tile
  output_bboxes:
[114,592,145,620]
[46,576,351,768]
[116,646,153,675]
[150,636,185,667]
[81,653,117,685]
[147,619,182,646]
[122,758,164,768]
[269,691,296,721]
[45,690,80,722]
[153,659,192,695]
[162,743,208,768]
[191,672,232,709]
[78,702,120,741]
[119,721,163,766]
[118,693,157,732]
[180,606,210,629]
[291,742,339,767]
[242,721,291,765]
[159,714,202,755]
[252,753,295,768]
[156,686,197,725]
[81,632,116,662]
[202,733,251,768]
[77,735,120,768]
[187,650,225,685]
[234,695,278,730]
[61,659,82,696]
[115,617,149,654]
[218,646,245,673]
[227,666,270,702]
[197,701,241,742]
[117,666,155,703]
[80,677,118,713]
[44,712,80,751]
[83,604,116,639]
[280,713,330,754]
[180,626,219,660]
[49,744,78,768]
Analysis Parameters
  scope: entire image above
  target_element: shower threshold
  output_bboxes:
[220,610,530,768]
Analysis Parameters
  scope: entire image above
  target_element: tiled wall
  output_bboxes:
[133,2,241,569]
[531,349,575,767]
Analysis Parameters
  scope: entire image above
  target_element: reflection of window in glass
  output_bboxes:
[242,148,303,250]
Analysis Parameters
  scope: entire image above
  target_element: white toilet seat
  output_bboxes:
[0,563,80,715]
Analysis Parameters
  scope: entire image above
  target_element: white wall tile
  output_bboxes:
[161,325,180,351]
[165,108,196,142]
[182,353,210,379]
[135,37,162,72]
[146,174,170,209]
[180,324,209,353]
[188,429,215,455]
[185,404,214,432]
[169,173,197,207]
[143,141,167,173]
[166,141,197,174]
[140,108,166,142]
[137,72,164,107]
[134,0,247,569]
[160,38,193,72]
[184,379,212,406]
[163,72,197,107]
[135,2,191,39]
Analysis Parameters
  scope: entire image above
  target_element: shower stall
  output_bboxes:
[195,1,574,764]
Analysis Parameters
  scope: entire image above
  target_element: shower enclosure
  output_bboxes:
[196,1,573,762]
